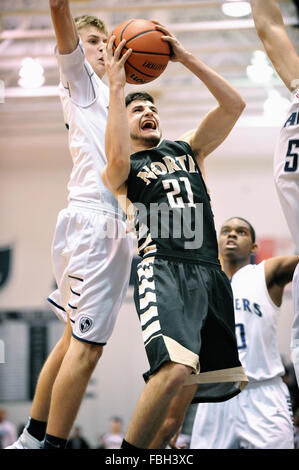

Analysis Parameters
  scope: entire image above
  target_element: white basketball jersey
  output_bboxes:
[231,262,285,382]
[55,42,119,213]
[274,90,299,253]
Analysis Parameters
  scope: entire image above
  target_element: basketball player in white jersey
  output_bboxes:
[190,217,298,449]
[250,0,299,386]
[7,1,133,449]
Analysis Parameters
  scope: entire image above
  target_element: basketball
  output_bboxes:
[110,19,171,85]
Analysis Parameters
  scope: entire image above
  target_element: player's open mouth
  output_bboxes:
[141,120,157,130]
[226,241,238,248]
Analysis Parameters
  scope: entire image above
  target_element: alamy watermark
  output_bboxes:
[134,202,203,250]
[101,197,204,250]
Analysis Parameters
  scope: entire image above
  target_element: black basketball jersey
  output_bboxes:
[127,139,219,263]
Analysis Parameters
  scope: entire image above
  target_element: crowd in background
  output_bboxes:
[1,359,298,449]
[0,412,125,450]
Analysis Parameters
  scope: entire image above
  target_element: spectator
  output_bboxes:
[97,417,124,449]
[0,409,17,448]
[66,425,89,449]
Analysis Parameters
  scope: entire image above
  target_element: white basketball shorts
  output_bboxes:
[291,262,299,385]
[47,203,133,345]
[190,377,294,449]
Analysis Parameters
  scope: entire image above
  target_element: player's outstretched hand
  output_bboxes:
[151,20,189,63]
[104,35,132,88]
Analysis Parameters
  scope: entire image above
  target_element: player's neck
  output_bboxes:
[95,70,105,80]
[222,258,250,280]
[130,137,162,154]
[131,142,145,154]
[130,141,157,154]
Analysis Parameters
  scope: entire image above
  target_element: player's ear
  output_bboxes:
[250,243,258,255]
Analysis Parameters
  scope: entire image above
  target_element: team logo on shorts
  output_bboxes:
[79,316,93,334]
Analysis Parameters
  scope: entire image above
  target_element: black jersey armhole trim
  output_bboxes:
[176,140,211,201]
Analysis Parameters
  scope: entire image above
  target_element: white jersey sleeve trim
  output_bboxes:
[55,40,101,107]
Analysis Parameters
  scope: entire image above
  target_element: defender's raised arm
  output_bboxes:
[49,0,79,54]
[250,0,299,92]
[102,37,132,193]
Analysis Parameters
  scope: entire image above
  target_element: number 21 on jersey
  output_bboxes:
[162,177,196,208]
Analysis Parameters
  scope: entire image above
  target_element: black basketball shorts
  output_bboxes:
[134,255,248,403]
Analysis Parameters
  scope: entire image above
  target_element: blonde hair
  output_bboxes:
[74,15,108,36]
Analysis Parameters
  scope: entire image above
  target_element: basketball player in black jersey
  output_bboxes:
[102,23,248,449]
